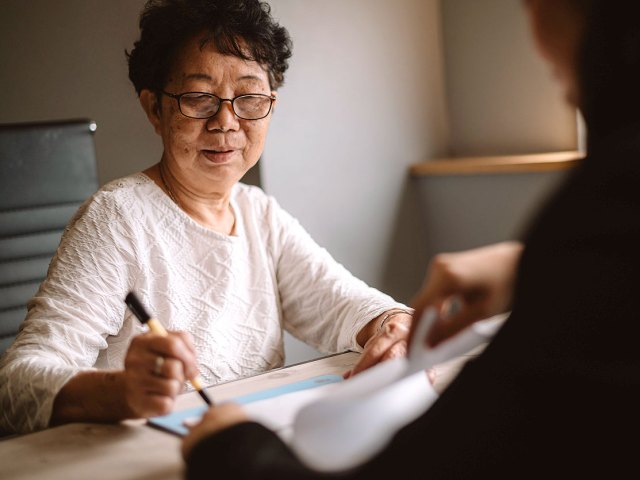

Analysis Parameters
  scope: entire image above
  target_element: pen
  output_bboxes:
[124,291,213,406]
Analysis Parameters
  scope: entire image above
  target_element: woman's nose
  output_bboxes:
[206,101,239,132]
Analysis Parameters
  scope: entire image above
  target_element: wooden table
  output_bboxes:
[0,348,478,480]
[0,352,360,480]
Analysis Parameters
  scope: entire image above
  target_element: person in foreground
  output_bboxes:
[0,0,413,435]
[181,0,640,476]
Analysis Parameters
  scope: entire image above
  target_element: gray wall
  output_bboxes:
[0,0,159,184]
[416,169,572,262]
[441,0,577,155]
[265,0,449,361]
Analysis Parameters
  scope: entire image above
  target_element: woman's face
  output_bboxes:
[525,0,586,106]
[145,35,275,195]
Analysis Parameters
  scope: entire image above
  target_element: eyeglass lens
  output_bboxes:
[179,93,272,120]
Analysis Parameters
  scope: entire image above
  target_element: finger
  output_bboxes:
[348,338,389,377]
[410,281,445,317]
[125,348,186,383]
[144,333,200,380]
[166,333,200,380]
[379,339,407,361]
[407,298,447,352]
[124,342,163,378]
[349,333,402,377]
[126,332,176,365]
[346,350,380,378]
[135,375,183,398]
[346,351,379,378]
[174,330,198,357]
[200,402,245,421]
[182,402,248,458]
[440,295,464,319]
[182,416,202,429]
[138,393,175,417]
[153,357,186,383]
[164,357,187,382]
[380,317,411,338]
[410,255,462,311]
[124,378,182,417]
[427,367,437,385]
[425,304,484,347]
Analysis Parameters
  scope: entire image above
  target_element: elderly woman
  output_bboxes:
[0,0,412,434]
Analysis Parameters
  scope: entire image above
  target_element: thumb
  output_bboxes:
[409,286,453,350]
[425,304,482,348]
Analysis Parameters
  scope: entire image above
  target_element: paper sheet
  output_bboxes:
[289,309,505,471]
[147,374,343,436]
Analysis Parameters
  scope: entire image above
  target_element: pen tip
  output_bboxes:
[124,291,151,323]
[198,389,213,406]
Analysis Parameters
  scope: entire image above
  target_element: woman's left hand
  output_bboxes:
[344,310,413,378]
[181,403,249,459]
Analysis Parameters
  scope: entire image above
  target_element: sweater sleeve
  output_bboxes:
[268,199,406,354]
[0,191,139,434]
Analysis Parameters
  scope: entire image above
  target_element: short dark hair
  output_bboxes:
[126,0,293,95]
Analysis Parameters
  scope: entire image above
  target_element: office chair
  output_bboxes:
[0,119,98,356]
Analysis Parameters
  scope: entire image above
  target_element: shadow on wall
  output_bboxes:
[379,178,431,306]
[412,168,574,287]
[380,165,576,308]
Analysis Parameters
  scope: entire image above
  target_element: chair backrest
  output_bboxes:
[0,119,98,355]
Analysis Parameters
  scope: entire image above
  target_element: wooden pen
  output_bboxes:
[124,291,213,406]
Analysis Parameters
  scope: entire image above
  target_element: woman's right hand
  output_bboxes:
[410,241,523,349]
[122,331,200,418]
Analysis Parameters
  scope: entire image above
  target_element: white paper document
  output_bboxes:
[246,309,504,472]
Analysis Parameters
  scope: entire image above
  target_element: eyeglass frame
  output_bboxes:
[160,90,276,120]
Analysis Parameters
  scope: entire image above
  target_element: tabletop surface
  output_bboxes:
[0,351,361,480]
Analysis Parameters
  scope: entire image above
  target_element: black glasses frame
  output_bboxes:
[161,91,276,120]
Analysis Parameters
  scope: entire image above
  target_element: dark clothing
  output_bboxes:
[186,124,640,478]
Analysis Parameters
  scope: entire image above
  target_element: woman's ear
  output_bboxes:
[271,91,277,113]
[140,89,163,135]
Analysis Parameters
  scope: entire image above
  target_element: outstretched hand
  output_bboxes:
[410,241,523,349]
[344,309,413,379]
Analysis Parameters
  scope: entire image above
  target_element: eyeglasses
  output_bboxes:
[161,91,276,120]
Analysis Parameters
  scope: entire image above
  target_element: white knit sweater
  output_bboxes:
[0,174,403,434]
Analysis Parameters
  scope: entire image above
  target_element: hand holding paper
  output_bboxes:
[409,241,522,348]
[290,308,504,471]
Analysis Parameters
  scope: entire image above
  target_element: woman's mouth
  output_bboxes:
[202,149,235,164]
